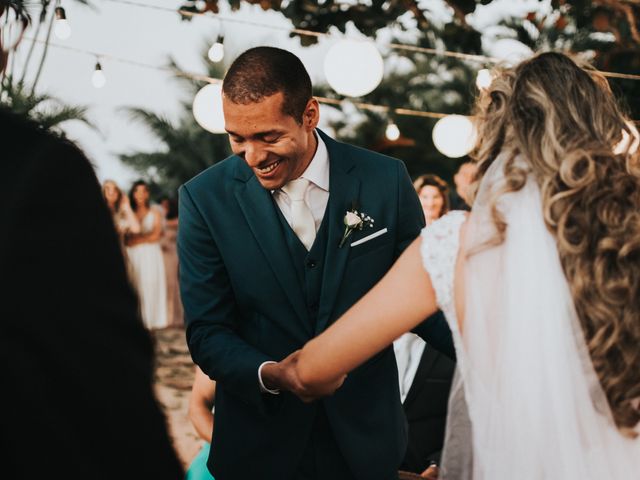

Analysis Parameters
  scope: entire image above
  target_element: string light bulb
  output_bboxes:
[385,121,401,141]
[54,6,71,39]
[476,68,493,90]
[91,62,106,88]
[208,35,225,63]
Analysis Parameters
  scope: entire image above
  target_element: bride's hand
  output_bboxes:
[263,351,346,402]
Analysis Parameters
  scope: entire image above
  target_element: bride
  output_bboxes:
[286,52,640,478]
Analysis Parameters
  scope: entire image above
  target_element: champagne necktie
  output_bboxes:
[281,178,316,251]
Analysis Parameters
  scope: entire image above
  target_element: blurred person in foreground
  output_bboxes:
[0,94,182,479]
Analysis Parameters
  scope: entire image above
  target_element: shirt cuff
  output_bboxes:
[258,361,280,395]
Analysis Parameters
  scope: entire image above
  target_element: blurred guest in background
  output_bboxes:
[449,161,477,211]
[413,174,450,225]
[102,180,140,259]
[161,196,184,328]
[126,180,168,330]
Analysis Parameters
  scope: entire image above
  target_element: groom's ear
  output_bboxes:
[303,98,320,130]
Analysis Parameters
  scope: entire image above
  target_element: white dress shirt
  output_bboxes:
[393,333,427,403]
[258,131,330,394]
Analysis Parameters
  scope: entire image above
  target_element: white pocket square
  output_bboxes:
[351,228,388,247]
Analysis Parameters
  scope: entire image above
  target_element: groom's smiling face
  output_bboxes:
[223,91,319,191]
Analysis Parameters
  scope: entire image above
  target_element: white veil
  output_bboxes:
[440,153,640,479]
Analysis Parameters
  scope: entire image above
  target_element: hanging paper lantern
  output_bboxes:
[432,115,476,158]
[475,68,493,90]
[324,39,384,97]
[192,83,225,134]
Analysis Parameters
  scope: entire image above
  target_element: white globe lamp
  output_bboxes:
[324,39,384,97]
[432,115,476,158]
[193,83,226,134]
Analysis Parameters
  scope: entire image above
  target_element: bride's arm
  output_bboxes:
[296,236,438,393]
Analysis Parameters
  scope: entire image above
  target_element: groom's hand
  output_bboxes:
[261,351,308,399]
[261,351,345,402]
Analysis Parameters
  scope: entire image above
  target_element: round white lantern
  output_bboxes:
[324,39,384,97]
[432,115,476,158]
[476,68,493,90]
[193,83,225,134]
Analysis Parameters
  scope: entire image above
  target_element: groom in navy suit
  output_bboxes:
[178,46,453,480]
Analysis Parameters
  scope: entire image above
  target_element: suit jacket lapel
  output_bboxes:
[233,163,310,333]
[403,347,437,407]
[316,132,361,334]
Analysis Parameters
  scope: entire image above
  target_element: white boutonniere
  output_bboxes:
[339,207,374,248]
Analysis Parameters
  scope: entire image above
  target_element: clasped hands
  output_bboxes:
[261,350,346,403]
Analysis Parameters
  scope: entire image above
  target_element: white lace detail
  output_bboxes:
[419,210,466,330]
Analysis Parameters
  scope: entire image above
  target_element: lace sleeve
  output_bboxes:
[419,210,467,327]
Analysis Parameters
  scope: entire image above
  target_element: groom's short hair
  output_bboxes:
[223,46,312,124]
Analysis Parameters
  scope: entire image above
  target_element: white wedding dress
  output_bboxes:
[127,208,168,330]
[419,153,640,479]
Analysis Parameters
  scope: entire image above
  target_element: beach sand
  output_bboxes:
[152,327,203,470]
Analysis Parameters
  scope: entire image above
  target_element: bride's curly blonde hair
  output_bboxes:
[470,51,640,436]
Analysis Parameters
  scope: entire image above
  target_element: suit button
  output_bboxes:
[306,260,317,268]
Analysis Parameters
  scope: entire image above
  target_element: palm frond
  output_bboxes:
[1,74,93,131]
[33,103,95,130]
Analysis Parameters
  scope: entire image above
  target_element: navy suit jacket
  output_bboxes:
[178,130,453,480]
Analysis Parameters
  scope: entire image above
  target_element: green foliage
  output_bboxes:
[176,0,639,183]
[0,75,93,133]
[118,107,231,196]
[118,55,231,196]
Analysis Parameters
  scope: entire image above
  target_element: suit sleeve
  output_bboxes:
[178,184,275,414]
[394,161,456,360]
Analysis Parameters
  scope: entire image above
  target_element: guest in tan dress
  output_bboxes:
[102,179,141,244]
[161,197,184,328]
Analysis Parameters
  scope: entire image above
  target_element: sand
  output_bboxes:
[152,327,203,470]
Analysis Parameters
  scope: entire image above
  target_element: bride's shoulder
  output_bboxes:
[420,210,468,259]
[421,210,468,240]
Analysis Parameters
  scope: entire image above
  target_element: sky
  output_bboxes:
[11,0,544,187]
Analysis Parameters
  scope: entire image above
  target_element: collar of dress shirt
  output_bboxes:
[299,130,329,192]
